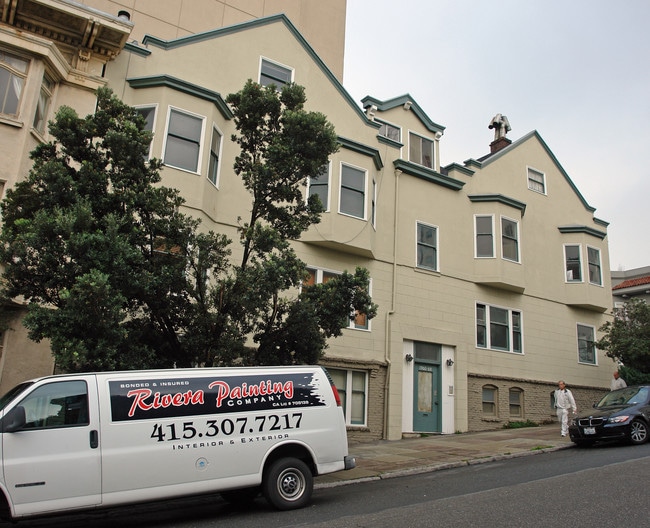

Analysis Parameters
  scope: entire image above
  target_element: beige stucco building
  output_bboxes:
[0,0,617,440]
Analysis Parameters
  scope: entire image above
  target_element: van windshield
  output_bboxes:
[0,382,34,412]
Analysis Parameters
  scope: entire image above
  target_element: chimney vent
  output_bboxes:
[488,114,511,153]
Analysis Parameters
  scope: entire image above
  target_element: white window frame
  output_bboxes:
[338,162,367,220]
[0,49,29,119]
[587,245,602,286]
[476,302,523,354]
[475,214,495,258]
[376,118,401,142]
[259,57,293,89]
[408,131,434,169]
[564,244,583,282]
[500,215,520,263]
[416,221,438,272]
[482,385,498,416]
[33,72,53,134]
[207,123,223,187]
[328,368,368,426]
[527,166,546,194]
[577,323,597,365]
[134,103,157,160]
[162,106,205,174]
[308,163,330,211]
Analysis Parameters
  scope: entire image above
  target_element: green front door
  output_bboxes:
[413,361,440,432]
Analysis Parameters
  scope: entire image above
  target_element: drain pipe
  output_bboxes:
[383,168,401,440]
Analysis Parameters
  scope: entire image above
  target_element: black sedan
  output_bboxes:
[569,385,650,446]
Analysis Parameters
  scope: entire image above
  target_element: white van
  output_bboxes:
[0,366,355,520]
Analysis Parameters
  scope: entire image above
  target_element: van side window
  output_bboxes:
[19,381,89,429]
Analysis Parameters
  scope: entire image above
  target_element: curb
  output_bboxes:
[315,443,574,489]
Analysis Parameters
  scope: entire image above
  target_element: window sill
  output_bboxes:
[0,116,24,128]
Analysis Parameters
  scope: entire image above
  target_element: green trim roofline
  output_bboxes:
[126,75,233,119]
[558,225,607,240]
[361,95,445,135]
[128,14,373,127]
[338,137,383,170]
[473,130,597,214]
[468,194,527,215]
[393,160,464,191]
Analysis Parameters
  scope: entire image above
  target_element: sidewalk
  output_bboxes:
[315,424,573,487]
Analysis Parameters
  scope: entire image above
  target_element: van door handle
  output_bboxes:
[90,429,99,449]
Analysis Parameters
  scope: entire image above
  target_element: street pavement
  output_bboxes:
[315,424,573,487]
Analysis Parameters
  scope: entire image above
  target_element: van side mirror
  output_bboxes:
[2,406,26,433]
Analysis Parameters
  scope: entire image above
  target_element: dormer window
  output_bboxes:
[409,132,434,169]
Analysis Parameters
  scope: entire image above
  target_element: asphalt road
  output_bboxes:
[4,441,649,528]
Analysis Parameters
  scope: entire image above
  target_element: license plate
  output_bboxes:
[583,427,596,435]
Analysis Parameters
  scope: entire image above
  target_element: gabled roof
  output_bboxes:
[467,130,599,216]
[126,14,373,127]
[360,94,445,135]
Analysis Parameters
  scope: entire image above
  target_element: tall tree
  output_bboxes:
[223,80,377,365]
[597,297,650,376]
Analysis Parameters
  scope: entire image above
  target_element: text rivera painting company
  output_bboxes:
[109,373,325,422]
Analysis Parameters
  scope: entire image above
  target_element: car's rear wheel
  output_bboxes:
[629,419,648,445]
[263,457,313,510]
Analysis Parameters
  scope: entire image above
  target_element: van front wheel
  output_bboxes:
[263,457,313,510]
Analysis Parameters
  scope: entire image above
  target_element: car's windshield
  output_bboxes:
[597,387,649,408]
[0,382,33,412]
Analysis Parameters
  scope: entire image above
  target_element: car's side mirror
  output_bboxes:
[1,406,26,433]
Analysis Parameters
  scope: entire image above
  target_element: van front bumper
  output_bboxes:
[344,455,356,470]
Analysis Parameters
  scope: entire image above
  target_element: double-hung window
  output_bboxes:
[509,388,523,417]
[416,222,438,271]
[501,217,519,262]
[208,126,222,186]
[476,303,522,353]
[482,385,497,415]
[328,368,367,426]
[134,105,156,159]
[527,167,546,194]
[475,215,494,258]
[409,132,434,169]
[33,73,53,134]
[260,58,292,88]
[308,164,330,211]
[587,246,602,286]
[564,244,582,282]
[339,164,366,219]
[0,50,29,117]
[577,324,596,364]
[163,108,204,173]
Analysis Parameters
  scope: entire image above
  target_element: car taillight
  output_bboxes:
[330,381,342,407]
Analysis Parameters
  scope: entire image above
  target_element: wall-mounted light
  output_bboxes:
[117,10,131,21]
[405,354,414,363]
[403,101,412,111]
[446,358,454,367]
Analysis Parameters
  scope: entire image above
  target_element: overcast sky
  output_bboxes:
[343,0,649,272]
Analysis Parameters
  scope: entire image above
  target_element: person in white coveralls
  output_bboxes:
[554,380,577,437]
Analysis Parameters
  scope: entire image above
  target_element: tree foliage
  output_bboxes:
[597,297,650,376]
[0,83,377,372]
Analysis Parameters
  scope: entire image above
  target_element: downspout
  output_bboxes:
[383,168,401,439]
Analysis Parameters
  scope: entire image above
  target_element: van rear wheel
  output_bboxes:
[263,457,313,510]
